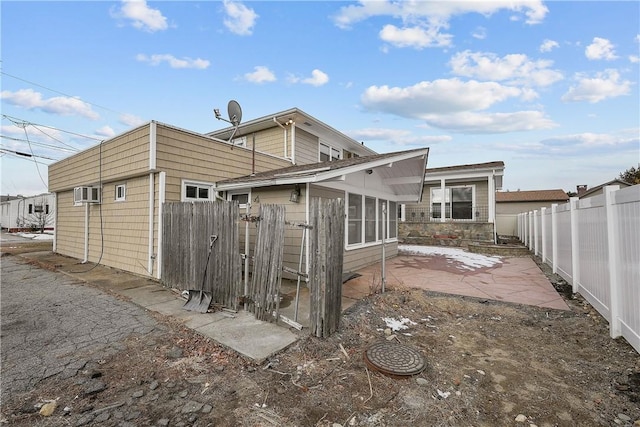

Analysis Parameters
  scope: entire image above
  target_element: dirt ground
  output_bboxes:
[2,250,639,426]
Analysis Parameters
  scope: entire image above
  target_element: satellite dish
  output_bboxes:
[228,100,242,126]
[213,99,242,145]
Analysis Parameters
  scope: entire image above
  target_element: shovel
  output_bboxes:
[183,235,217,313]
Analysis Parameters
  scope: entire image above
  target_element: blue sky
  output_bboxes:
[2,0,638,196]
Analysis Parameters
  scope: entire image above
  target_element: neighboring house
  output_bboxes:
[0,193,55,232]
[398,161,505,246]
[576,179,632,199]
[495,189,569,236]
[48,108,428,280]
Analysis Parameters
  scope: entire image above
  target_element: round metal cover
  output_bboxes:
[363,341,426,377]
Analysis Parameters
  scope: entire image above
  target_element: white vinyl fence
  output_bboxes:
[518,185,640,354]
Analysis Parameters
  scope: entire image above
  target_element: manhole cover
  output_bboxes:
[363,341,426,377]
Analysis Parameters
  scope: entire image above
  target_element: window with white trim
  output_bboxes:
[182,180,214,201]
[115,184,126,202]
[430,186,474,220]
[347,194,398,246]
[229,192,249,209]
[319,142,341,162]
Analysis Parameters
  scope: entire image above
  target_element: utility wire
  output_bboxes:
[0,149,54,164]
[29,124,85,151]
[1,71,128,117]
[20,124,49,189]
[1,135,79,153]
[2,114,104,142]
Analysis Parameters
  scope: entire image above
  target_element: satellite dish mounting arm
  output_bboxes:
[214,100,242,146]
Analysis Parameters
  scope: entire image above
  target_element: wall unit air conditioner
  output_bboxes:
[74,186,101,204]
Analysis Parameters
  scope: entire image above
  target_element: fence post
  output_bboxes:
[528,211,533,250]
[533,210,539,255]
[605,186,621,338]
[569,197,580,294]
[540,207,547,262]
[551,203,558,274]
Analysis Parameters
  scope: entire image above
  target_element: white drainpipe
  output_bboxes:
[83,203,89,263]
[148,172,155,275]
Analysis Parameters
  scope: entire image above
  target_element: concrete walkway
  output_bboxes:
[15,251,299,364]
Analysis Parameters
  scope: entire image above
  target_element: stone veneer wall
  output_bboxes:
[398,222,495,247]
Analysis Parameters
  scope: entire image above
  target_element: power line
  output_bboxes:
[21,125,49,188]
[1,71,128,117]
[0,149,56,163]
[2,114,103,142]
[1,135,79,153]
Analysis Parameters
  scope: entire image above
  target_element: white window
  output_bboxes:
[319,142,341,162]
[182,180,214,202]
[228,192,249,209]
[115,184,126,202]
[347,194,398,246]
[430,186,475,220]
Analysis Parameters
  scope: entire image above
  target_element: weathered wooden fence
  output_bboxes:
[517,185,640,354]
[249,204,286,322]
[161,201,241,310]
[309,197,345,338]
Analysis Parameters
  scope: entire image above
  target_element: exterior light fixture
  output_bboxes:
[290,184,301,203]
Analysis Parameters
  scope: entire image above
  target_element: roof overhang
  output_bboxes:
[215,148,429,203]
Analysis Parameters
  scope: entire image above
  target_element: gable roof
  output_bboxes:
[496,189,569,203]
[579,179,632,199]
[215,147,429,202]
[426,161,504,174]
[207,107,377,157]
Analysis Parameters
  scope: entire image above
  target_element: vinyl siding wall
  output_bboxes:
[49,126,151,191]
[156,125,290,202]
[293,128,319,165]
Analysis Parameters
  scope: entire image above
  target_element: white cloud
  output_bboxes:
[449,50,563,87]
[379,24,452,49]
[496,129,639,157]
[302,69,329,86]
[112,0,168,32]
[472,26,487,40]
[361,78,524,117]
[561,69,632,103]
[136,53,210,69]
[585,37,618,60]
[630,55,640,64]
[244,66,276,84]
[1,89,99,120]
[347,127,452,146]
[119,113,145,127]
[419,111,557,133]
[539,39,559,52]
[360,79,556,133]
[95,126,116,138]
[332,1,547,49]
[223,0,258,36]
[288,69,330,86]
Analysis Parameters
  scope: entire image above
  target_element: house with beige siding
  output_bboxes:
[398,161,505,246]
[48,108,428,282]
[495,189,569,236]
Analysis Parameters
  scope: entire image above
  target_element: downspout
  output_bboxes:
[440,178,446,223]
[83,203,89,263]
[291,122,296,164]
[148,121,157,276]
[52,193,57,252]
[156,171,166,280]
[273,117,288,160]
[148,172,155,275]
[305,183,310,280]
[489,170,496,243]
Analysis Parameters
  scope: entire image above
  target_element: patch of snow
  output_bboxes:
[18,233,54,240]
[399,245,502,270]
[382,317,416,331]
